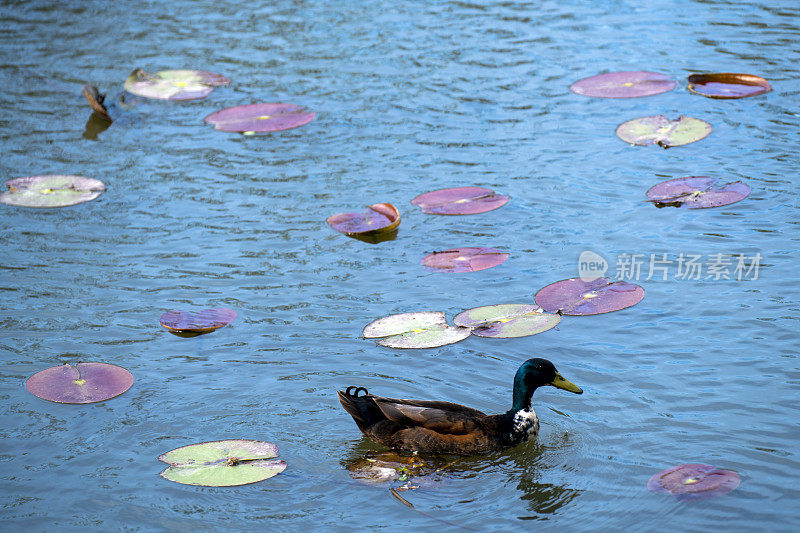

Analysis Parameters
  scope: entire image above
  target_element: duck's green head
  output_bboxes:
[512,358,583,411]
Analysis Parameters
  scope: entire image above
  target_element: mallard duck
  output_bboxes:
[337,358,582,454]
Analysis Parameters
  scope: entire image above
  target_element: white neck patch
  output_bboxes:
[511,409,539,441]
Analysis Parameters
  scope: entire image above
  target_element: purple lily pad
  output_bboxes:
[26,363,133,404]
[124,68,230,100]
[453,304,561,338]
[616,115,712,148]
[410,186,510,215]
[648,464,740,500]
[421,247,508,273]
[327,203,401,236]
[204,103,315,133]
[160,308,237,336]
[646,176,751,209]
[570,71,677,98]
[1,175,105,208]
[534,277,644,316]
[687,73,770,99]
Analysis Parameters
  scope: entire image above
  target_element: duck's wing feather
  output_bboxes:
[372,397,487,435]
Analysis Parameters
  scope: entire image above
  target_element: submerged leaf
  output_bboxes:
[647,464,740,500]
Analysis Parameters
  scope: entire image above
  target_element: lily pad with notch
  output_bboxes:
[647,463,740,500]
[687,73,770,99]
[204,103,315,134]
[327,203,400,237]
[159,308,237,337]
[616,115,711,148]
[1,175,105,208]
[410,186,510,215]
[535,277,644,316]
[453,304,561,338]
[26,362,133,404]
[124,68,230,100]
[159,439,287,487]
[421,247,508,273]
[363,311,471,349]
[646,176,751,209]
[570,71,677,98]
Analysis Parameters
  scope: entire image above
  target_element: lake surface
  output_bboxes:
[1,0,799,530]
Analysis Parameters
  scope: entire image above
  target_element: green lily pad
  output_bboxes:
[453,304,561,338]
[159,439,286,487]
[124,68,230,100]
[362,312,471,349]
[616,115,711,148]
[1,175,105,208]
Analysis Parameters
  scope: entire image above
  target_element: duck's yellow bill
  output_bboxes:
[551,372,583,394]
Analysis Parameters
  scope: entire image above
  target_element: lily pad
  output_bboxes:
[535,277,644,316]
[345,451,440,487]
[616,115,711,148]
[687,73,770,99]
[159,439,286,487]
[26,362,133,404]
[159,308,237,337]
[410,186,510,215]
[647,464,740,500]
[421,247,508,273]
[203,103,315,133]
[362,311,471,349]
[0,175,105,208]
[646,176,751,209]
[327,203,400,236]
[453,304,561,338]
[570,71,677,98]
[82,84,113,122]
[124,68,230,100]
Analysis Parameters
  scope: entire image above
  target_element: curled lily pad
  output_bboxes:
[616,115,711,148]
[646,176,751,209]
[363,311,471,349]
[204,103,315,133]
[81,84,113,122]
[159,439,286,487]
[687,73,770,99]
[1,175,105,208]
[647,464,740,500]
[421,247,508,273]
[159,308,237,337]
[26,363,133,404]
[327,203,400,236]
[570,71,677,98]
[124,68,230,100]
[410,186,510,215]
[453,304,561,338]
[535,277,644,316]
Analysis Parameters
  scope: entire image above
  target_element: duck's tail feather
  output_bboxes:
[337,387,384,433]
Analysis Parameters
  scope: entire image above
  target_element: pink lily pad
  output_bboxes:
[534,277,644,316]
[26,362,133,404]
[646,176,751,209]
[327,203,400,236]
[421,247,508,273]
[648,464,740,500]
[687,73,770,99]
[124,68,230,100]
[453,304,561,338]
[1,175,106,208]
[570,71,677,98]
[160,308,237,337]
[410,186,510,215]
[616,115,712,148]
[203,103,315,133]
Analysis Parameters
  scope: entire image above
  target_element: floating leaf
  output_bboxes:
[646,176,751,209]
[410,186,510,215]
[535,277,644,316]
[124,68,230,100]
[26,363,133,404]
[327,203,400,236]
[687,73,770,99]
[81,84,113,122]
[159,308,237,337]
[345,451,440,487]
[616,115,711,148]
[647,464,740,500]
[204,103,315,133]
[569,71,677,98]
[159,439,286,487]
[421,247,508,273]
[363,312,471,349]
[1,175,105,208]
[453,304,561,338]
